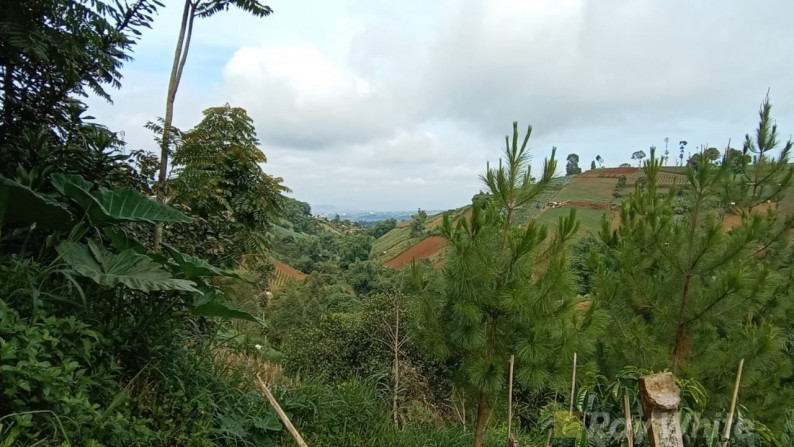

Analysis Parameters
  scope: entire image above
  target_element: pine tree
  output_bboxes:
[419,122,601,447]
[590,97,794,431]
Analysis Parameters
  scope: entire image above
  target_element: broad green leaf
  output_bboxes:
[162,244,250,281]
[57,240,199,293]
[51,173,192,225]
[0,175,72,230]
[103,227,149,254]
[93,188,192,224]
[251,412,282,432]
[192,291,263,325]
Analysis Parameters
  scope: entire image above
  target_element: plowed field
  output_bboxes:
[385,236,446,268]
[269,259,306,290]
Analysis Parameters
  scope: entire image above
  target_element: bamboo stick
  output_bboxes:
[569,352,577,416]
[624,394,633,446]
[256,374,309,447]
[721,359,744,447]
[506,355,515,446]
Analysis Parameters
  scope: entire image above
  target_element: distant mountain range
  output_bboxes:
[311,205,442,223]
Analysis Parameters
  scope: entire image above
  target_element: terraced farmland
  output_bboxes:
[269,258,306,291]
[512,176,573,225]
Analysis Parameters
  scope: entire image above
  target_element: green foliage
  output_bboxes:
[171,104,287,226]
[125,331,282,446]
[0,298,155,446]
[283,312,381,380]
[369,218,398,238]
[410,208,428,238]
[277,377,538,447]
[345,260,397,296]
[566,153,582,176]
[167,104,289,262]
[722,96,794,216]
[0,174,71,231]
[1,171,259,323]
[688,147,722,170]
[421,122,603,445]
[57,239,199,293]
[282,197,321,234]
[531,367,775,447]
[590,102,794,434]
[51,173,192,226]
[0,0,163,178]
[632,150,647,166]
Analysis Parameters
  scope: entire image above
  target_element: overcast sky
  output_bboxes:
[86,0,794,212]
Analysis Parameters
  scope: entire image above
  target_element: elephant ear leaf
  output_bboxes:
[162,244,251,282]
[57,239,199,293]
[0,175,73,230]
[191,289,263,325]
[93,188,192,224]
[51,173,191,225]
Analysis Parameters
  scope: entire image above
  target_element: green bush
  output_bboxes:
[275,378,534,447]
[0,299,154,446]
[283,312,384,380]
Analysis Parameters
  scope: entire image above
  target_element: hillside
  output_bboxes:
[265,164,794,280]
[372,164,792,269]
[370,206,469,264]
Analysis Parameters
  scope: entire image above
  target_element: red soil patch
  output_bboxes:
[385,236,447,268]
[722,202,777,230]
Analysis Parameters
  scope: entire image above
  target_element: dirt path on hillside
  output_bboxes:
[385,236,446,268]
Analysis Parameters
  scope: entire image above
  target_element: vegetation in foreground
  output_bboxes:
[2,1,794,446]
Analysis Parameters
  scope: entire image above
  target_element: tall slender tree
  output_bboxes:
[418,123,601,447]
[153,0,273,250]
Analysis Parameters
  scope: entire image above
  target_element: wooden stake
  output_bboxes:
[624,394,633,446]
[721,359,744,447]
[506,355,515,446]
[256,375,309,447]
[569,352,577,416]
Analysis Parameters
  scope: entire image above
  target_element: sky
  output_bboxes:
[86,0,794,212]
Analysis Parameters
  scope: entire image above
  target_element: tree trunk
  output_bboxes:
[638,372,684,447]
[672,273,693,371]
[153,0,193,251]
[473,391,488,447]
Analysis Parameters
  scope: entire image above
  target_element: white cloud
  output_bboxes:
[85,0,794,211]
[220,43,398,148]
[391,177,428,186]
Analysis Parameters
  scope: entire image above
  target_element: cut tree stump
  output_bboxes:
[638,372,684,447]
